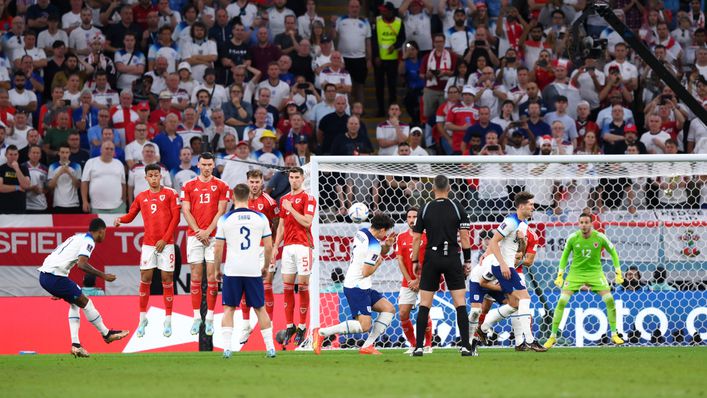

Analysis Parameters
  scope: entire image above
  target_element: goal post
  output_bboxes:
[307,154,707,348]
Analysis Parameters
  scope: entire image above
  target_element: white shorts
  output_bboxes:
[398,286,419,306]
[140,244,176,272]
[280,244,312,276]
[186,236,215,264]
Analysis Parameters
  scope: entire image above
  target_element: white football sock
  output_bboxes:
[363,312,393,348]
[511,315,523,346]
[481,304,517,333]
[139,311,147,323]
[222,327,233,351]
[260,327,275,351]
[297,323,306,330]
[193,309,200,319]
[320,320,364,337]
[206,310,214,322]
[68,304,81,345]
[517,299,534,344]
[82,299,109,335]
[468,307,481,344]
[164,315,172,324]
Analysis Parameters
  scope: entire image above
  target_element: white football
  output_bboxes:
[347,202,369,223]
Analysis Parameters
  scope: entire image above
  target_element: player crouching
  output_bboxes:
[215,184,277,359]
[313,214,396,355]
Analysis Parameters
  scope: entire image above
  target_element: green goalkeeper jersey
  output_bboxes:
[559,230,620,280]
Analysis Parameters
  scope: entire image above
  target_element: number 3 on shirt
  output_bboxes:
[240,226,251,250]
[199,193,211,204]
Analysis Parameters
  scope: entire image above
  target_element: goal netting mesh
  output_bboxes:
[306,155,707,348]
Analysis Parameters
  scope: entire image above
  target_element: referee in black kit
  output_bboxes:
[411,175,474,357]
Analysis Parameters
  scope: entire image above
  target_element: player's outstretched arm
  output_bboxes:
[76,256,115,282]
[115,197,142,226]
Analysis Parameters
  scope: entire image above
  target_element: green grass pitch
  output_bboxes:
[2,347,705,398]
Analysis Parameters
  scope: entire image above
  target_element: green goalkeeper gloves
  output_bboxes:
[554,271,564,288]
[615,269,624,285]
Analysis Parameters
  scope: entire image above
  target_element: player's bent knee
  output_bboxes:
[74,295,89,308]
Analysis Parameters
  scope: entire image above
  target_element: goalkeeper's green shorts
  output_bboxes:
[563,273,610,292]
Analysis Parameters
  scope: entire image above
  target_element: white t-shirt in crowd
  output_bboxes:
[81,157,126,209]
[47,161,82,208]
[335,16,371,59]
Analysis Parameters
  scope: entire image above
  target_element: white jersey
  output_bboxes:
[38,233,96,277]
[470,260,495,284]
[493,213,528,267]
[343,228,382,290]
[216,208,272,277]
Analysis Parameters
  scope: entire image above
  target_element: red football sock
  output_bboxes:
[240,296,250,321]
[139,281,151,312]
[401,319,416,347]
[190,280,202,311]
[284,282,295,325]
[162,283,174,316]
[264,282,274,320]
[298,284,309,325]
[206,282,218,311]
[424,318,433,347]
[479,313,487,326]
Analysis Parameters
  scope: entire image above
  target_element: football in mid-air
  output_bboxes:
[347,203,369,223]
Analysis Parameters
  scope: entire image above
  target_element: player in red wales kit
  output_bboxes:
[180,152,231,336]
[239,169,280,345]
[114,163,181,338]
[396,207,434,354]
[272,167,316,346]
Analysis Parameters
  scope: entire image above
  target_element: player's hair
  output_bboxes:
[199,152,215,161]
[514,191,534,207]
[433,174,449,191]
[288,167,304,176]
[247,169,263,179]
[406,206,419,215]
[89,218,107,232]
[145,163,161,174]
[233,183,250,202]
[578,212,593,221]
[370,213,395,231]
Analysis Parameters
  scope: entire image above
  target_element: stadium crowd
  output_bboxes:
[0,0,705,215]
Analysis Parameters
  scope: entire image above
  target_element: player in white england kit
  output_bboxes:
[474,192,546,352]
[312,214,396,355]
[214,184,276,359]
[37,218,129,357]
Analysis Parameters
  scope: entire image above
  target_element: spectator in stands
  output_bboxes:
[111,91,139,147]
[257,62,291,111]
[650,266,676,291]
[81,141,126,214]
[67,131,89,169]
[0,145,31,213]
[250,130,284,181]
[88,109,118,154]
[274,15,301,56]
[688,100,707,153]
[206,108,238,151]
[171,147,199,194]
[115,33,146,93]
[421,34,456,124]
[27,0,58,33]
[445,85,478,155]
[4,114,27,152]
[0,89,15,127]
[24,145,48,213]
[619,266,645,291]
[544,96,578,148]
[407,126,428,156]
[208,8,233,50]
[73,90,100,138]
[279,112,309,157]
[14,31,47,71]
[524,101,551,141]
[180,21,217,83]
[220,139,252,188]
[9,72,38,116]
[317,51,352,100]
[601,104,631,155]
[376,103,410,156]
[127,143,171,204]
[311,83,338,130]
[251,26,282,76]
[330,115,373,156]
[48,142,82,214]
[575,101,599,149]
[222,84,253,140]
[399,41,424,126]
[192,67,228,110]
[90,128,126,162]
[652,139,693,209]
[176,107,206,146]
[623,125,648,154]
[44,112,76,161]
[571,56,606,114]
[372,2,405,118]
[318,95,349,155]
[86,36,117,89]
[105,5,143,56]
[641,114,672,154]
[152,113,183,170]
[126,122,157,169]
[91,71,119,110]
[244,106,276,151]
[543,59,580,118]
[575,130,602,155]
[463,106,502,154]
[4,17,26,62]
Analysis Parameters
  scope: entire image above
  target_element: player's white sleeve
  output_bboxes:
[496,215,519,237]
[78,235,96,258]
[215,215,226,240]
[364,237,382,266]
[261,213,272,238]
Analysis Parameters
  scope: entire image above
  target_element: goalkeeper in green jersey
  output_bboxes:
[544,213,625,348]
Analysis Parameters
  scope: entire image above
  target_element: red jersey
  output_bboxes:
[248,193,279,223]
[446,103,478,152]
[280,190,316,247]
[120,187,180,245]
[518,228,538,273]
[396,229,428,288]
[180,177,231,237]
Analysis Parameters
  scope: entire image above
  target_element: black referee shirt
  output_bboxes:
[413,198,470,255]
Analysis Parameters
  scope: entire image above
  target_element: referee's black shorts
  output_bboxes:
[420,253,466,291]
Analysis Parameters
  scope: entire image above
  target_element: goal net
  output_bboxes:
[307,154,707,348]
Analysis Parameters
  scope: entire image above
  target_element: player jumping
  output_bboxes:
[38,218,129,357]
[474,192,547,352]
[271,167,316,346]
[312,213,396,355]
[239,169,280,345]
[544,213,624,348]
[180,152,231,336]
[215,184,277,358]
[396,207,433,354]
[115,164,181,338]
